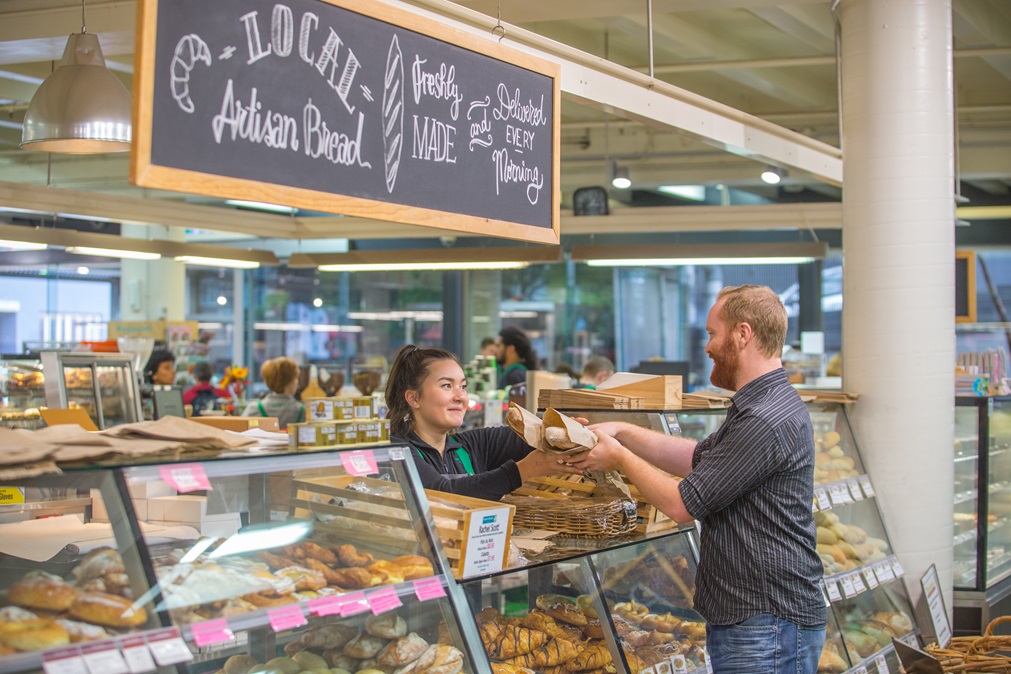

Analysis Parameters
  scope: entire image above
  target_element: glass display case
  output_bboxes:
[0,446,485,674]
[0,354,46,430]
[40,351,143,429]
[953,396,1011,635]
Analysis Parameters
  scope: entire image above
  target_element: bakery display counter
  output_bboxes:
[0,355,45,431]
[0,446,485,674]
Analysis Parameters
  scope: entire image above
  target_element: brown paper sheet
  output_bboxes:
[100,416,256,448]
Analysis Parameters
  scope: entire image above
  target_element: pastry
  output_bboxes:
[612,600,649,625]
[55,619,109,643]
[343,633,388,659]
[335,544,375,568]
[73,548,126,582]
[582,619,604,640]
[390,555,434,580]
[622,630,651,647]
[412,644,463,674]
[8,571,79,611]
[276,566,327,591]
[367,560,405,586]
[261,551,301,570]
[490,665,535,674]
[479,622,548,659]
[302,542,339,565]
[263,657,301,674]
[287,623,359,653]
[567,640,612,670]
[0,619,71,651]
[223,654,260,674]
[366,613,407,639]
[642,612,682,632]
[0,606,38,623]
[69,592,146,628]
[520,612,583,646]
[377,633,429,666]
[242,592,298,608]
[534,594,587,627]
[501,638,579,669]
[304,560,372,589]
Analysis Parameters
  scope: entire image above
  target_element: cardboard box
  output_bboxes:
[598,373,683,409]
[159,513,241,538]
[127,481,177,499]
[147,495,208,522]
[92,491,148,522]
[190,416,280,432]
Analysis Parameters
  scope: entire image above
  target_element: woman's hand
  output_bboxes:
[518,448,573,481]
[565,429,629,473]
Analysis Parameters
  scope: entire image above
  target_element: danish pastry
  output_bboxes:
[534,594,587,627]
[68,591,147,627]
[8,571,79,611]
[275,566,327,591]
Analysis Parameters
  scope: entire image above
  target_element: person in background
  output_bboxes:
[576,355,615,390]
[560,285,826,674]
[479,337,497,357]
[385,344,560,500]
[242,357,305,429]
[496,326,537,388]
[143,349,177,386]
[553,362,580,386]
[183,361,231,416]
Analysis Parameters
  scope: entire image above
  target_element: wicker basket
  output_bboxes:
[502,494,638,539]
[925,616,1011,673]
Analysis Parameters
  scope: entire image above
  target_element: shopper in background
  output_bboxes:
[575,355,615,390]
[386,344,559,500]
[143,349,177,386]
[496,326,537,388]
[561,285,826,674]
[242,357,305,429]
[183,361,231,416]
[479,337,497,357]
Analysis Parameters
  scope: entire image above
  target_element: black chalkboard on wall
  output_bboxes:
[955,250,976,323]
[131,0,560,243]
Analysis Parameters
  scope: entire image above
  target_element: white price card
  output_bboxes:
[874,654,889,673]
[43,647,87,674]
[863,568,879,589]
[145,629,193,666]
[120,637,156,674]
[853,667,868,674]
[851,572,867,594]
[82,643,129,674]
[829,484,853,506]
[847,478,865,502]
[816,489,832,511]
[876,561,896,583]
[891,558,905,577]
[389,447,406,460]
[859,475,876,498]
[840,574,857,598]
[669,653,688,674]
[826,580,842,602]
[460,506,513,578]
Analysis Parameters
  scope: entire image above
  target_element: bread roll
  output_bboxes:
[55,619,109,643]
[9,571,79,611]
[264,657,301,674]
[0,619,71,651]
[377,633,428,666]
[224,654,260,674]
[293,651,331,672]
[343,633,388,659]
[544,427,579,450]
[366,613,407,639]
[68,592,147,628]
[322,648,359,670]
[0,606,38,624]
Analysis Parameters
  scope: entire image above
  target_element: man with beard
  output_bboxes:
[561,285,826,674]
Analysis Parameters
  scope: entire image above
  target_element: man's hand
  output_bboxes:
[566,428,629,473]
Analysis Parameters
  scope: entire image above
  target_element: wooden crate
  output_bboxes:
[290,473,514,578]
[600,375,682,408]
[512,472,681,535]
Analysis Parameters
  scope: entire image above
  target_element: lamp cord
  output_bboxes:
[491,0,505,43]
[81,0,87,33]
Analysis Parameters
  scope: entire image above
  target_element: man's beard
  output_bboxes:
[709,338,740,391]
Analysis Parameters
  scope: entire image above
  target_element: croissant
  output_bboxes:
[567,640,612,670]
[491,664,535,674]
[501,638,579,668]
[260,551,299,570]
[535,595,587,627]
[520,612,583,646]
[334,544,375,567]
[306,562,371,589]
[479,622,548,659]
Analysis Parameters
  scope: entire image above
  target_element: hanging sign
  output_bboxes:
[133,0,560,243]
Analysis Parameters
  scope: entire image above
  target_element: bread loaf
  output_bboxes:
[68,591,146,627]
[377,633,429,666]
[366,613,407,639]
[343,632,388,658]
[412,644,463,674]
[0,619,70,651]
[9,571,79,611]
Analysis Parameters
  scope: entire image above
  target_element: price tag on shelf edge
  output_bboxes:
[863,568,879,589]
[853,667,868,674]
[829,483,853,506]
[815,489,831,511]
[876,562,896,583]
[120,637,156,674]
[847,478,865,502]
[268,605,307,632]
[840,575,857,598]
[669,653,688,674]
[859,475,876,498]
[825,580,842,602]
[851,572,867,594]
[368,586,403,615]
[145,629,193,666]
[190,619,234,648]
[875,654,889,674]
[891,558,905,578]
[339,591,369,617]
[43,647,86,674]
[413,577,446,602]
[158,464,212,494]
[308,595,345,617]
[81,642,129,674]
[389,447,406,460]
[340,450,378,476]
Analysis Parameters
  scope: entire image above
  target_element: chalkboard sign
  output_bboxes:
[131,0,560,243]
[955,250,976,323]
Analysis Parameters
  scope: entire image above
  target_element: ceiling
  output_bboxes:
[0,0,1008,253]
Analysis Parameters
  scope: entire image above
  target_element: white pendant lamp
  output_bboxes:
[20,1,132,153]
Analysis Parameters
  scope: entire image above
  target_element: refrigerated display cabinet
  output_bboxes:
[0,354,46,430]
[39,351,143,429]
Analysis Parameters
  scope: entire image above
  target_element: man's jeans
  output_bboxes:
[706,613,826,674]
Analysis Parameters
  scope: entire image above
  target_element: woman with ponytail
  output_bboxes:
[385,344,559,500]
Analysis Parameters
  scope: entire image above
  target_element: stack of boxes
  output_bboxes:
[288,396,392,449]
[92,482,241,538]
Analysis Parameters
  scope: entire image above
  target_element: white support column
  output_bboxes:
[840,0,956,624]
[119,224,185,322]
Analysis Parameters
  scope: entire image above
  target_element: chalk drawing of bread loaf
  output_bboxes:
[170,34,212,114]
[382,35,405,194]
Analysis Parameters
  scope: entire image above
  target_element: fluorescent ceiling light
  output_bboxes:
[572,242,828,267]
[347,310,444,322]
[0,240,47,251]
[66,246,161,260]
[225,200,297,214]
[292,246,561,272]
[254,322,363,332]
[175,256,260,269]
[658,185,706,201]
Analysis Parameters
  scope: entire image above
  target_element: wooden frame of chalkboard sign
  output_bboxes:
[131,0,561,244]
[955,250,977,324]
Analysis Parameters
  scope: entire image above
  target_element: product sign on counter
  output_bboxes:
[42,647,86,674]
[145,629,194,666]
[460,505,511,578]
[133,0,560,243]
[158,464,212,493]
[413,576,446,602]
[81,642,129,674]
[341,449,378,476]
[119,637,156,674]
[840,574,857,598]
[268,605,307,632]
[0,486,26,504]
[874,654,889,673]
[367,586,403,615]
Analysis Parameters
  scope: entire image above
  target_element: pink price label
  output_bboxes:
[190,619,233,647]
[340,450,378,476]
[413,577,446,602]
[268,606,307,632]
[339,592,369,617]
[159,464,212,493]
[307,595,345,617]
[368,586,403,615]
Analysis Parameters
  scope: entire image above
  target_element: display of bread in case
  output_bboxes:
[0,446,486,674]
[0,355,46,431]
